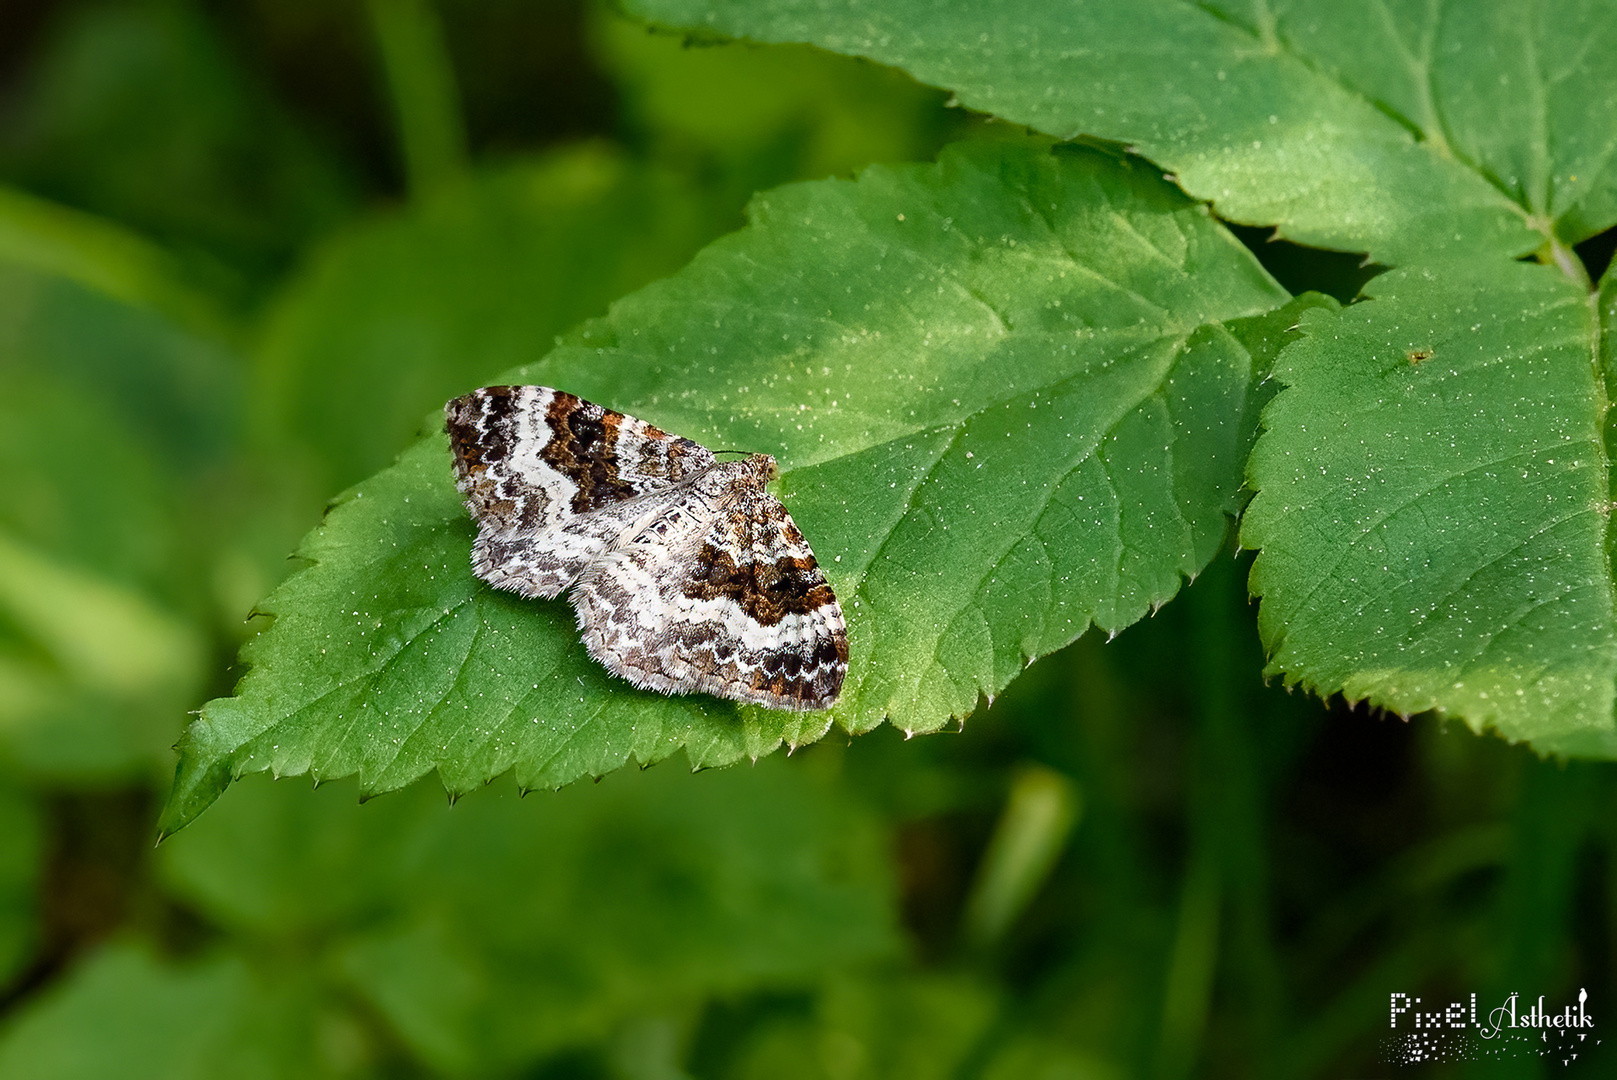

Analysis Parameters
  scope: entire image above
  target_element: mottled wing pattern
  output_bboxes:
[446,386,846,710]
[571,457,848,711]
[445,386,714,598]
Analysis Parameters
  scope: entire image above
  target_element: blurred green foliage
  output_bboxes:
[0,1,1612,1077]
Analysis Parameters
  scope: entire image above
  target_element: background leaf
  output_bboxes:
[0,264,235,780]
[0,185,231,339]
[1243,261,1617,754]
[1269,0,1617,247]
[157,757,896,1075]
[625,0,1617,263]
[0,944,332,1080]
[591,7,964,198]
[254,144,726,498]
[164,138,1287,830]
[712,971,1001,1080]
[0,3,356,284]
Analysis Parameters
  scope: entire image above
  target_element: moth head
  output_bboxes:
[746,453,780,482]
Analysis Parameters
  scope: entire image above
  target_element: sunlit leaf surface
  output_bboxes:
[1245,263,1617,754]
[163,140,1286,830]
[627,0,1617,261]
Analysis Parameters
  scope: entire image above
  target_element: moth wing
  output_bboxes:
[444,386,716,597]
[570,474,847,710]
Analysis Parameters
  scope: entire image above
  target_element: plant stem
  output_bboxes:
[961,764,1082,949]
[365,0,468,200]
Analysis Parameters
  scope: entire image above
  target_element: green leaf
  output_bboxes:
[0,186,232,340]
[163,139,1286,832]
[718,971,1001,1080]
[591,6,958,190]
[1221,290,1343,458]
[1267,0,1617,247]
[0,533,203,778]
[623,0,1617,264]
[159,759,896,1074]
[1243,261,1617,755]
[254,145,725,495]
[0,944,333,1080]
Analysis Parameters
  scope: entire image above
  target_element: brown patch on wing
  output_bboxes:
[540,391,708,513]
[446,386,514,476]
[446,386,526,526]
[683,544,840,627]
[741,642,846,708]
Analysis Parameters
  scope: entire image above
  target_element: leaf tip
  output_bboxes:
[158,711,238,839]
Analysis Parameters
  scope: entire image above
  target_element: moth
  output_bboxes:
[445,386,848,710]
